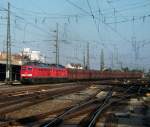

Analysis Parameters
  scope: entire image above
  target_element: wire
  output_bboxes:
[11,12,51,36]
[0,7,7,11]
[96,1,150,15]
[66,0,90,14]
[86,0,103,41]
[63,0,131,43]
[65,1,149,17]
[96,0,102,32]
[11,3,82,18]
[106,14,150,24]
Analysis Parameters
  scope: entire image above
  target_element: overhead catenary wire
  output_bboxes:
[8,2,150,27]
[0,9,52,38]
[86,0,103,41]
[10,1,150,18]
[10,3,83,19]
[106,14,150,24]
[66,0,131,43]
[92,1,150,16]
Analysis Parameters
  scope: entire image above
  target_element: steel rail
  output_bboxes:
[85,86,142,127]
[0,88,105,127]
[40,88,112,127]
[0,85,87,115]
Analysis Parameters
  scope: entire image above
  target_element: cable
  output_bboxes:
[86,0,103,41]
[11,12,51,36]
[95,1,150,15]
[96,0,102,32]
[94,1,131,42]
[66,0,128,43]
[1,8,51,38]
[106,14,150,24]
[11,3,82,18]
[86,2,150,18]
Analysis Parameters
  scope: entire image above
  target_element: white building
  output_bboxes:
[66,63,83,69]
[22,48,31,56]
[30,51,41,61]
[22,48,42,62]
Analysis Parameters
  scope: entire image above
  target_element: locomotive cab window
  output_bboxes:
[28,68,32,70]
[22,67,26,70]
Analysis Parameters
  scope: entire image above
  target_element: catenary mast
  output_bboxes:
[5,2,12,84]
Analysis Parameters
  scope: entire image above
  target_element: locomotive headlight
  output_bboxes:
[27,74,32,76]
[21,74,32,77]
[21,74,26,76]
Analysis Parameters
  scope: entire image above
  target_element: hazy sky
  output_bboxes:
[0,0,150,70]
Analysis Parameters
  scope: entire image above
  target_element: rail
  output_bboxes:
[81,86,144,127]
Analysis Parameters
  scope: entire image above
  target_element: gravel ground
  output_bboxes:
[5,85,100,119]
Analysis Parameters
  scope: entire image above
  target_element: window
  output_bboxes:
[22,67,26,70]
[28,68,32,70]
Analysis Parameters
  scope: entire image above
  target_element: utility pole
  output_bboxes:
[5,2,12,84]
[111,53,114,69]
[116,47,119,64]
[131,16,139,69]
[100,49,104,71]
[54,23,59,66]
[83,49,86,69]
[119,61,123,70]
[132,36,139,61]
[86,42,90,69]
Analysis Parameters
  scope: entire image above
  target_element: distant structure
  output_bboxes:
[0,48,45,65]
[0,51,23,65]
[22,48,45,63]
[86,42,90,69]
[66,63,83,69]
[100,49,105,71]
[83,51,86,69]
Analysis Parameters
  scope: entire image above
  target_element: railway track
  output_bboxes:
[0,87,109,127]
[38,86,148,127]
[0,82,83,96]
[0,80,149,127]
[0,82,94,115]
[0,85,146,127]
[0,79,148,100]
[40,87,127,127]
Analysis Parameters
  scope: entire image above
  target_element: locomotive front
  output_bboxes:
[20,65,33,84]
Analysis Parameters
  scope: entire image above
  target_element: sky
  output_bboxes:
[0,0,150,71]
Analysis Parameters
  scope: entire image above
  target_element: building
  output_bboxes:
[0,48,45,81]
[66,63,83,69]
[22,48,45,63]
[0,51,23,65]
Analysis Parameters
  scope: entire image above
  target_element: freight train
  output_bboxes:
[20,62,143,84]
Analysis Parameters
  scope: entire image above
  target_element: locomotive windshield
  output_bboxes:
[23,62,65,69]
[21,66,32,70]
[28,67,32,70]
[22,67,26,70]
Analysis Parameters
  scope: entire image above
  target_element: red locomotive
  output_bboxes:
[20,62,143,84]
[21,62,68,84]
